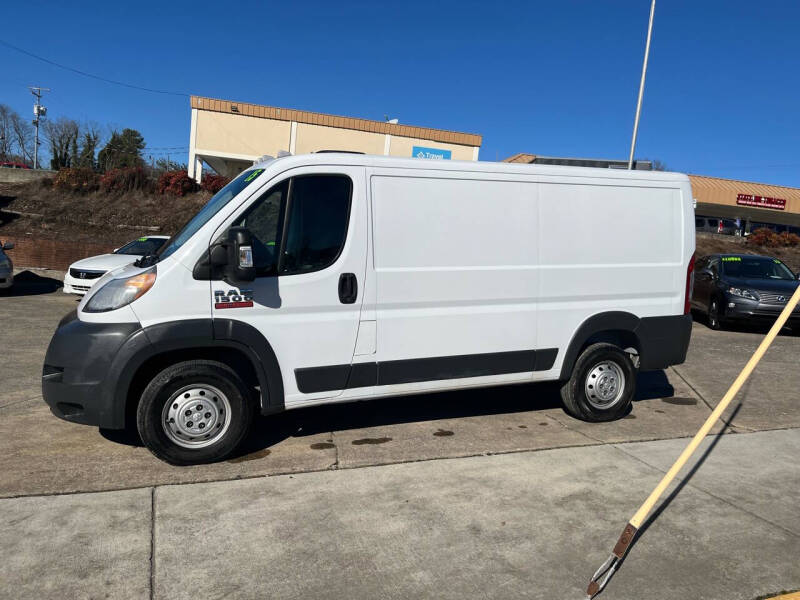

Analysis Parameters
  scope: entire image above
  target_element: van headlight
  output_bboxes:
[84,268,156,313]
[728,287,759,301]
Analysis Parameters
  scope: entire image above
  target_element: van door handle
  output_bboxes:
[338,273,358,304]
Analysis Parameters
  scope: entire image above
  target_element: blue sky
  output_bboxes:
[2,0,798,186]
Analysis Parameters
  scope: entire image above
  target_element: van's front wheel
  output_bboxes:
[136,360,254,465]
[560,343,636,422]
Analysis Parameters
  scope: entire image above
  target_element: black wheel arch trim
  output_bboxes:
[559,311,692,379]
[109,318,284,428]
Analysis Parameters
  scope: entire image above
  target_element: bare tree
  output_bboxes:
[43,117,80,170]
[643,158,668,171]
[76,121,103,169]
[0,104,12,159]
[10,112,34,163]
[0,104,34,163]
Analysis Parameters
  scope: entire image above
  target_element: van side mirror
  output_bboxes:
[2,242,14,250]
[225,227,256,283]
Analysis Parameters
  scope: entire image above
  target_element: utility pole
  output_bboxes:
[30,86,50,170]
[627,0,655,170]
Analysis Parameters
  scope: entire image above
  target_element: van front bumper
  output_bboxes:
[42,310,142,429]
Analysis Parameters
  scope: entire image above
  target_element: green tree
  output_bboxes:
[98,128,145,171]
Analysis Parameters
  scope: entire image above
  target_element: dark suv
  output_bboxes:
[691,254,800,331]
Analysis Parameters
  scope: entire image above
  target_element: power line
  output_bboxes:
[0,39,189,97]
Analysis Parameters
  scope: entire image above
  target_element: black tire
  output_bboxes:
[707,296,724,330]
[560,343,636,422]
[136,360,254,465]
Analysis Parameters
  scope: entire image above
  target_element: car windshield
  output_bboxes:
[115,237,167,256]
[158,167,268,260]
[722,256,796,280]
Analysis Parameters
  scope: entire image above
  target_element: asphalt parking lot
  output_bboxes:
[1,270,799,599]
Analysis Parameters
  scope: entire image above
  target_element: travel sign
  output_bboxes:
[412,146,452,160]
[736,193,786,210]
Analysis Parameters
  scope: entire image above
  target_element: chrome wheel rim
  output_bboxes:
[584,361,626,409]
[161,384,231,449]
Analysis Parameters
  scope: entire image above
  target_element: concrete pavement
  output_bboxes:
[0,273,740,497]
[2,428,798,600]
[2,273,800,599]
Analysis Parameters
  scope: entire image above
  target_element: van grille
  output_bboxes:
[69,268,105,280]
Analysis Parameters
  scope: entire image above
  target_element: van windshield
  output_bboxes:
[158,167,267,260]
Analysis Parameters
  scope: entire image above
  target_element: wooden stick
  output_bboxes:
[586,282,800,598]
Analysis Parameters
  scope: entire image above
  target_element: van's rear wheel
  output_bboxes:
[560,343,636,422]
[136,360,254,465]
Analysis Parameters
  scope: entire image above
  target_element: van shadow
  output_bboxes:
[234,369,675,458]
[2,270,63,296]
[100,369,678,456]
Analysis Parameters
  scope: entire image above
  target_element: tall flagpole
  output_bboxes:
[627,0,656,169]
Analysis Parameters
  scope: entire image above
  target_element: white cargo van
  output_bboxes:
[43,154,695,464]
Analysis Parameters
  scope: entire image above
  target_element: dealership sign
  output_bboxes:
[412,145,452,160]
[736,193,786,210]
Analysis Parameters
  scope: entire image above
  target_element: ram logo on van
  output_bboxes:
[214,289,254,309]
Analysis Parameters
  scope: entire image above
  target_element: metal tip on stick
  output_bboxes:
[585,554,619,598]
[585,524,636,597]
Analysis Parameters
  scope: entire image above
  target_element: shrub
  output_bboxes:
[100,166,150,194]
[777,231,800,247]
[53,167,100,194]
[747,227,778,247]
[157,170,198,196]
[748,227,800,248]
[201,174,230,194]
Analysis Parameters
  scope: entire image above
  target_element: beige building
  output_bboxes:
[188,96,482,182]
[689,174,800,230]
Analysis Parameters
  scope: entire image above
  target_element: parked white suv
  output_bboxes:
[64,236,169,295]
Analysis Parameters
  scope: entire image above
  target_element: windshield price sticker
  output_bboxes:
[722,256,741,262]
[244,169,264,183]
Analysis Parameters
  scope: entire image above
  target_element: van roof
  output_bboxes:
[255,153,689,183]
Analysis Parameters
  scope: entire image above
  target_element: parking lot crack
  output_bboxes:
[332,431,339,470]
[150,487,156,600]
[611,441,800,539]
[544,413,607,444]
[670,366,714,412]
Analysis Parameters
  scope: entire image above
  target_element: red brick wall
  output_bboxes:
[4,236,115,271]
